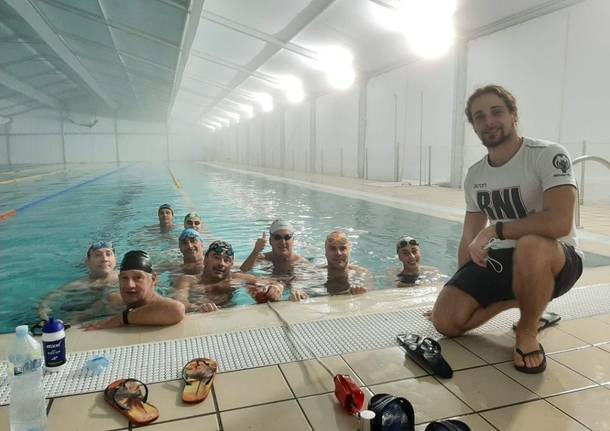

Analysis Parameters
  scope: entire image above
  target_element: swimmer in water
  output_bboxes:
[240,219,308,276]
[394,235,448,287]
[173,240,285,312]
[184,211,203,232]
[178,228,205,275]
[38,241,120,321]
[291,230,371,300]
[82,250,185,330]
[158,203,175,233]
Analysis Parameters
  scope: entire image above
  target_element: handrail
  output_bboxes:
[573,154,610,228]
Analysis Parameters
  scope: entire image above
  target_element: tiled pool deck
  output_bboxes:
[1,164,609,430]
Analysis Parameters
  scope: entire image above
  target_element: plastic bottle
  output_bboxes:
[42,318,66,372]
[7,325,47,431]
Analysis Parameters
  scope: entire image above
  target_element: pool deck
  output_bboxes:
[1,163,609,430]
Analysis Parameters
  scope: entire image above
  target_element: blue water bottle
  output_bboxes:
[42,318,66,372]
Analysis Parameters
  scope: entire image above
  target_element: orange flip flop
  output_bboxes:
[182,358,218,403]
[104,378,159,425]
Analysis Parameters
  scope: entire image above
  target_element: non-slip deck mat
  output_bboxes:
[1,284,609,405]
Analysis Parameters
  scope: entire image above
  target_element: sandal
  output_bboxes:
[514,343,547,374]
[397,333,453,378]
[425,419,471,430]
[512,312,561,332]
[182,358,218,403]
[104,378,159,425]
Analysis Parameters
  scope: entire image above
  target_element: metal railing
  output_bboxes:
[573,154,610,227]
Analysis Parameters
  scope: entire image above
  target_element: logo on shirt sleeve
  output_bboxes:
[552,153,571,174]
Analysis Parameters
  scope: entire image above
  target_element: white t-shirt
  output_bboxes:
[464,137,580,252]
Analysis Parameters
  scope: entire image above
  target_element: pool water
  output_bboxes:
[0,162,608,333]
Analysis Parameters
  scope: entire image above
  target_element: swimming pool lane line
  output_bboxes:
[0,169,65,185]
[0,163,134,223]
[167,167,213,238]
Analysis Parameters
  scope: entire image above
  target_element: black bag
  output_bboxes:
[368,393,415,431]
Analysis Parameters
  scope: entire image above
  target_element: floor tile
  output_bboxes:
[0,405,9,431]
[536,326,591,353]
[146,380,215,422]
[453,333,514,364]
[558,317,610,344]
[548,386,610,431]
[342,346,426,385]
[441,366,537,411]
[298,388,374,431]
[415,414,496,431]
[370,376,472,424]
[145,414,219,430]
[495,357,597,397]
[598,342,610,353]
[220,399,311,431]
[214,366,293,411]
[481,399,588,430]
[47,391,128,431]
[437,338,486,370]
[595,313,610,325]
[551,346,610,384]
[280,356,363,397]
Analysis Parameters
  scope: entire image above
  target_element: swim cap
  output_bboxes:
[120,250,153,273]
[183,211,202,226]
[269,219,294,235]
[205,240,234,257]
[158,203,173,214]
[396,235,419,253]
[325,230,350,248]
[87,240,114,258]
[179,228,202,244]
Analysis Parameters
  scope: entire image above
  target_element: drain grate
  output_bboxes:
[1,284,609,405]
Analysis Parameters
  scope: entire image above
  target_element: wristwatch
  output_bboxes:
[495,221,505,240]
[122,307,134,325]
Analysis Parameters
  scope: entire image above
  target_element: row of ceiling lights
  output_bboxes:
[201,0,457,132]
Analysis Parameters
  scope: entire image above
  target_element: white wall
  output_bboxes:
[0,109,206,164]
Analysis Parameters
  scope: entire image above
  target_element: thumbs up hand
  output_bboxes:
[254,231,268,253]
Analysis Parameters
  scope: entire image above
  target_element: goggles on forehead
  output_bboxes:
[206,240,234,257]
[396,237,419,253]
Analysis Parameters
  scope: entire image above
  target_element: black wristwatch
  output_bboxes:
[495,221,505,240]
[122,307,134,325]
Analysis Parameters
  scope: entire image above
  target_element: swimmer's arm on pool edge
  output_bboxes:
[81,297,185,330]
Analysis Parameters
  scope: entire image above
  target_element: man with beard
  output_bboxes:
[173,240,285,312]
[429,85,582,374]
[240,219,307,275]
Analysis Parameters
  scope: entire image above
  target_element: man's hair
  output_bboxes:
[465,84,518,124]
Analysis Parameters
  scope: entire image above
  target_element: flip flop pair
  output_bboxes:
[104,357,217,424]
[512,311,561,332]
[397,333,453,379]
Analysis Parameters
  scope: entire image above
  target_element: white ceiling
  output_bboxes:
[0,0,582,124]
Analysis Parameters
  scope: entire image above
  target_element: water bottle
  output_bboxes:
[42,318,66,372]
[7,325,47,431]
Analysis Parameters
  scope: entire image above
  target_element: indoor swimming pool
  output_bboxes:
[1,162,608,334]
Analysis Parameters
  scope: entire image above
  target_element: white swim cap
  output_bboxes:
[269,219,294,235]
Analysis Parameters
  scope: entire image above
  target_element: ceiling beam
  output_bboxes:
[167,0,204,121]
[5,0,119,110]
[190,49,278,85]
[0,68,64,110]
[201,11,319,62]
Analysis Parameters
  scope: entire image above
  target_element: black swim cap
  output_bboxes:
[158,203,173,214]
[205,240,234,257]
[120,250,153,273]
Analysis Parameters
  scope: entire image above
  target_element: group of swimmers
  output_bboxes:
[38,203,443,330]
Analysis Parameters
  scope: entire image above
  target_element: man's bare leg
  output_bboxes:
[512,235,565,369]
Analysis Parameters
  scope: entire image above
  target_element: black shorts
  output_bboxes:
[446,242,583,308]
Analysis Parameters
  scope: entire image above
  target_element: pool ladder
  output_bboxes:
[573,155,610,228]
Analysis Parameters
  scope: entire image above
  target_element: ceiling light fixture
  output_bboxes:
[315,46,356,90]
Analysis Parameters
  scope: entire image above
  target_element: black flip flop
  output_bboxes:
[397,333,453,378]
[514,343,547,374]
[425,419,471,430]
[512,312,561,332]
